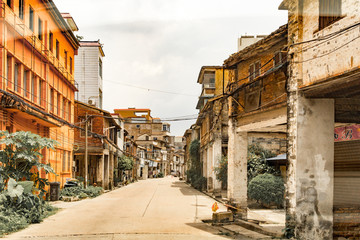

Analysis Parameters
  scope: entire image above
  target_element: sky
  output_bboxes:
[55,0,288,136]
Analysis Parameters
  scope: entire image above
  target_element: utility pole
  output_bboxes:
[84,113,88,189]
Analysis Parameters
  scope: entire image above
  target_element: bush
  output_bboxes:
[157,172,164,178]
[60,186,103,199]
[248,144,279,182]
[248,173,285,208]
[214,156,227,189]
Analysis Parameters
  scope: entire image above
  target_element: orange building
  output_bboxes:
[0,0,79,187]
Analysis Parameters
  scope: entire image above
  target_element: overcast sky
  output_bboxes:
[55,0,288,136]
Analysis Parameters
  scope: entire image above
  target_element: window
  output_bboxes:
[99,58,102,78]
[162,124,170,132]
[24,70,29,98]
[6,56,12,88]
[99,89,102,108]
[57,93,61,116]
[68,101,71,122]
[249,61,261,81]
[31,74,36,102]
[19,0,24,20]
[69,57,73,74]
[319,0,342,30]
[6,0,13,9]
[62,151,66,172]
[56,40,59,59]
[68,152,71,171]
[63,98,66,119]
[38,18,43,41]
[38,80,42,105]
[14,63,19,92]
[29,6,34,31]
[49,32,53,52]
[50,89,54,112]
[274,51,287,67]
[64,50,68,68]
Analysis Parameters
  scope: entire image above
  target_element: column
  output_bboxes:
[97,155,104,188]
[104,155,109,189]
[227,118,248,218]
[143,164,148,180]
[287,94,334,239]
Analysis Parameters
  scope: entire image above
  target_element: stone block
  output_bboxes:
[213,211,234,223]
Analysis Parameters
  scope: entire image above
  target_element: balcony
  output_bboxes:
[1,4,75,85]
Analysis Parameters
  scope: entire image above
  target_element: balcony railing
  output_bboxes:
[2,4,75,85]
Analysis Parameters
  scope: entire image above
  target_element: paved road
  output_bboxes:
[6,177,235,240]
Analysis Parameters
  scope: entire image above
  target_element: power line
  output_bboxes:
[105,79,198,97]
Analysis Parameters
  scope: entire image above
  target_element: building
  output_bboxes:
[224,24,288,217]
[114,108,174,178]
[75,40,105,108]
[74,101,121,190]
[238,35,267,52]
[280,0,360,238]
[195,66,230,193]
[0,0,79,186]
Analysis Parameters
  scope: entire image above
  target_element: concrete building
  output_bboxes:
[74,101,121,190]
[280,0,360,238]
[0,0,79,187]
[114,108,174,178]
[195,66,230,194]
[75,40,105,108]
[223,25,288,218]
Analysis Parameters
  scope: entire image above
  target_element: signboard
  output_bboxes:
[334,125,360,142]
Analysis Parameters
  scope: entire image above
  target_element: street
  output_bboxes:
[6,177,238,240]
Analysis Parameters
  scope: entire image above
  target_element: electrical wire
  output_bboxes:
[105,79,198,97]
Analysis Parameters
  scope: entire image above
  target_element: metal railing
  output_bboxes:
[2,4,75,85]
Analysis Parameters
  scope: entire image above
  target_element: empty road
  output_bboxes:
[6,177,234,240]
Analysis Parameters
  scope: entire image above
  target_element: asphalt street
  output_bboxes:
[5,177,242,240]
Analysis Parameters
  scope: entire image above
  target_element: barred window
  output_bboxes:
[319,0,342,30]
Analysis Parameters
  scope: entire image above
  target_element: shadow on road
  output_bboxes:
[171,181,204,196]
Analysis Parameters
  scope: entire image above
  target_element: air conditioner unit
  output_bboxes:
[88,99,96,106]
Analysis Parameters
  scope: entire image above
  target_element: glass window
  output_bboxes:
[29,6,34,31]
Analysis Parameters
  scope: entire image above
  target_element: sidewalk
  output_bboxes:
[202,189,286,238]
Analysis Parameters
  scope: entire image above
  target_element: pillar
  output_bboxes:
[227,118,248,218]
[97,155,104,188]
[287,94,334,239]
[104,154,109,189]
[207,147,213,191]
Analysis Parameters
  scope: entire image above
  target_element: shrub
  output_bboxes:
[60,186,103,199]
[83,186,103,198]
[248,144,279,182]
[248,173,285,207]
[157,172,164,178]
[214,156,227,189]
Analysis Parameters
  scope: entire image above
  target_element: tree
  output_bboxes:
[187,140,206,190]
[0,131,57,197]
[214,156,227,189]
[118,155,134,171]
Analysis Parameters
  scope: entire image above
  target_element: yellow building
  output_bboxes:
[0,0,79,187]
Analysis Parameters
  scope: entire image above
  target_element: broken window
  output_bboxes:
[319,0,342,30]
[249,61,261,81]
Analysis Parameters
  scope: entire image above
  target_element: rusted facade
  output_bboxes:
[0,0,79,186]
[224,25,288,217]
[280,0,360,238]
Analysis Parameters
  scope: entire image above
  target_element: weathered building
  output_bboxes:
[0,0,79,186]
[195,66,230,193]
[280,0,360,238]
[114,108,174,178]
[74,101,121,190]
[224,25,288,217]
[75,40,105,109]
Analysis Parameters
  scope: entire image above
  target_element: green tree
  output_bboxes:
[214,156,227,189]
[186,140,206,190]
[0,131,57,196]
[118,155,134,171]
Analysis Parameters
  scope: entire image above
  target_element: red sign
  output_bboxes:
[334,125,360,142]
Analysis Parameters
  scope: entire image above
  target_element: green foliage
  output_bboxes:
[0,131,57,198]
[214,156,227,189]
[248,173,285,207]
[157,172,164,178]
[247,144,279,182]
[0,178,57,236]
[187,140,206,190]
[60,186,103,199]
[118,155,134,171]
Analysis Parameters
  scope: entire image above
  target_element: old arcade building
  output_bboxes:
[224,25,288,218]
[0,0,79,186]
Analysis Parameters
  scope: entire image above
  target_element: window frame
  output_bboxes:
[319,0,342,30]
[38,18,43,41]
[29,6,34,31]
[19,0,24,20]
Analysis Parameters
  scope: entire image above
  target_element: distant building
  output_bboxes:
[75,40,105,108]
[238,35,267,52]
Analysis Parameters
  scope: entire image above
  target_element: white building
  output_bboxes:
[75,40,105,108]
